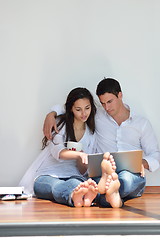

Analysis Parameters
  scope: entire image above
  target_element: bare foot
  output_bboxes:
[72,181,89,207]
[105,172,122,208]
[98,152,116,194]
[83,178,98,207]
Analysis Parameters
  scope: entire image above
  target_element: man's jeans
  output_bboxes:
[34,175,86,206]
[118,170,146,201]
[93,170,146,207]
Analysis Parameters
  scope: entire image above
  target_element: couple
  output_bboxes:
[19,78,160,208]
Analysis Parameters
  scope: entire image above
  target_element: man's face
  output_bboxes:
[98,92,122,117]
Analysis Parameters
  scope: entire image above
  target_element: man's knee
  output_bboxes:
[118,170,146,198]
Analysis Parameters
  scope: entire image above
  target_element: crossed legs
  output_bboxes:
[34,153,123,208]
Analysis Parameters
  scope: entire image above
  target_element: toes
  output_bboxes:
[110,155,114,161]
[87,178,98,187]
[111,172,118,181]
[87,178,93,184]
[106,175,112,183]
[103,152,110,160]
[109,156,116,165]
[84,181,89,187]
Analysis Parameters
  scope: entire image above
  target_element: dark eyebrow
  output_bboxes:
[100,99,112,104]
[75,104,91,109]
[100,101,105,104]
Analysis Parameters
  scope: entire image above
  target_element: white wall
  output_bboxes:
[0,0,160,186]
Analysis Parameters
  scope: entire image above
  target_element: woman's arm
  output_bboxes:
[59,149,88,175]
[59,149,88,164]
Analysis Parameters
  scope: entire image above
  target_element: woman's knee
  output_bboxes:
[34,175,58,200]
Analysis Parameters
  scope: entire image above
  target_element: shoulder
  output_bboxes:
[130,107,149,122]
[130,111,152,129]
[126,104,148,122]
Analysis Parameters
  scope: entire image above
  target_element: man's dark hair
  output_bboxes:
[96,78,122,97]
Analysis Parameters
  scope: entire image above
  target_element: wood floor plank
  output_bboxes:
[0,187,160,223]
[0,187,160,236]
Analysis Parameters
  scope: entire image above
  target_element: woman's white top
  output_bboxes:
[19,125,96,196]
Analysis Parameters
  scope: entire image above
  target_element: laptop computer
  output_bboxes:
[88,150,143,177]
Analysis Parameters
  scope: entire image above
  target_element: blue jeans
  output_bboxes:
[118,170,146,201]
[93,170,146,207]
[34,175,87,207]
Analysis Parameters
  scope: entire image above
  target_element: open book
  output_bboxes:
[88,150,143,177]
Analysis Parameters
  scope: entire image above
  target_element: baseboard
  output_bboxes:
[145,186,160,193]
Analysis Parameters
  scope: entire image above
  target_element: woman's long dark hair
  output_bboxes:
[42,87,96,149]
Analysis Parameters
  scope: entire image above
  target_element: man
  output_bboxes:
[43,78,160,205]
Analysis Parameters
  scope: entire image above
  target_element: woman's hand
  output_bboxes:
[78,152,89,164]
[77,152,88,175]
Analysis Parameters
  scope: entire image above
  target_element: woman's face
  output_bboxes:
[71,98,91,123]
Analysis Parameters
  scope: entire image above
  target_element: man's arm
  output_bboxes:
[43,111,58,140]
[141,119,160,172]
[43,104,64,140]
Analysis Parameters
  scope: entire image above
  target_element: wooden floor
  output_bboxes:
[0,186,160,237]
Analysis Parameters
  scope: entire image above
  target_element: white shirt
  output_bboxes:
[19,125,96,195]
[52,104,160,172]
[95,106,160,172]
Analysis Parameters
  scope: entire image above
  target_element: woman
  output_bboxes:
[19,87,98,207]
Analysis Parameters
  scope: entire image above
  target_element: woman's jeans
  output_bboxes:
[93,170,146,207]
[34,175,86,207]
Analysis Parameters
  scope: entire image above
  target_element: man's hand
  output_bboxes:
[142,159,149,170]
[141,164,145,177]
[141,159,149,177]
[43,112,58,140]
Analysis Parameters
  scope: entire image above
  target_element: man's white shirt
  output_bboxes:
[95,106,160,172]
[51,104,160,172]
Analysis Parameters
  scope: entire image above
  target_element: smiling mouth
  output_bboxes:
[81,116,87,120]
